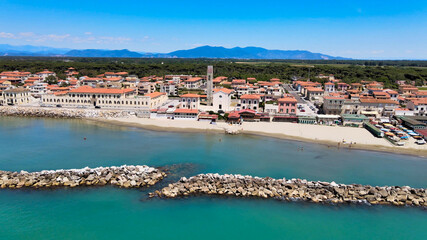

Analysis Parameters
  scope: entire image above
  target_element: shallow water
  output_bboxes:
[0,117,426,240]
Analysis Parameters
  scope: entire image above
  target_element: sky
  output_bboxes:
[0,0,426,59]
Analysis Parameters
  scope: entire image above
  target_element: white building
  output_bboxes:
[29,82,48,97]
[42,86,166,110]
[180,93,200,109]
[407,98,427,116]
[3,88,31,105]
[184,77,203,89]
[324,82,335,93]
[239,94,260,111]
[160,82,178,96]
[37,70,56,80]
[212,88,234,112]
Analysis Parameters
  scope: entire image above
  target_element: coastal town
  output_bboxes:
[0,66,426,151]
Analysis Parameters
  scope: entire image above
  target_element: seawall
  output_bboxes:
[152,173,427,207]
[0,106,130,119]
[0,165,166,189]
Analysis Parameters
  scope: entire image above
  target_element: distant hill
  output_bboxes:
[169,46,349,60]
[0,44,350,60]
[65,49,144,58]
[0,44,70,56]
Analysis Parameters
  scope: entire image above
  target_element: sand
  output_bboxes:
[93,116,427,157]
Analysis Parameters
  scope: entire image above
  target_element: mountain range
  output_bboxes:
[0,44,349,60]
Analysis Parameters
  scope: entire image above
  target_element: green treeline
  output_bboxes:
[0,57,426,89]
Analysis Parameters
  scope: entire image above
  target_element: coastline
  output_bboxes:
[89,116,427,158]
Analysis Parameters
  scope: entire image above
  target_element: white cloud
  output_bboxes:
[0,31,134,47]
[0,32,16,39]
[19,32,35,37]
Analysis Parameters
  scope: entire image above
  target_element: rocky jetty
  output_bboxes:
[0,106,130,119]
[0,165,166,189]
[152,174,427,207]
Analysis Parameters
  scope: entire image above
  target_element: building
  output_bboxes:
[341,114,368,127]
[212,88,234,112]
[138,82,156,95]
[324,82,335,93]
[277,97,297,114]
[206,66,213,106]
[180,93,200,109]
[323,96,345,115]
[305,87,324,102]
[29,82,48,98]
[184,77,203,89]
[173,109,199,120]
[41,86,153,109]
[3,88,31,105]
[407,98,427,116]
[239,94,260,111]
[359,98,399,117]
[144,92,168,109]
[231,79,246,88]
[160,81,178,96]
[395,108,414,116]
[37,70,56,80]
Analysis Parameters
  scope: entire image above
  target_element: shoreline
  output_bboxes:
[89,117,427,158]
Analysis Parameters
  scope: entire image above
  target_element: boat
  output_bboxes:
[416,139,426,145]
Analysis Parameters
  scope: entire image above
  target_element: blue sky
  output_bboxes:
[0,0,426,59]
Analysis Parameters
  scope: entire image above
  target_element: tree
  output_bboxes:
[45,75,58,85]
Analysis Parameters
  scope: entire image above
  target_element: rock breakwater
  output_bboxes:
[0,106,130,119]
[152,174,427,207]
[0,165,166,189]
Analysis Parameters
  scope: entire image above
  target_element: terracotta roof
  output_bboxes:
[185,77,202,83]
[359,98,398,104]
[408,98,427,105]
[174,109,199,114]
[180,93,200,98]
[144,92,166,98]
[232,79,246,84]
[324,96,345,100]
[240,94,260,100]
[213,88,234,94]
[68,86,134,94]
[278,97,297,103]
[306,87,324,92]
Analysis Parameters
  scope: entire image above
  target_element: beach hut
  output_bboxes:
[364,122,384,138]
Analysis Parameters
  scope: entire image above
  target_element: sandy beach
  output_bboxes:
[92,116,427,157]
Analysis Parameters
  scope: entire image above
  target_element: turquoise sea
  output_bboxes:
[0,117,426,240]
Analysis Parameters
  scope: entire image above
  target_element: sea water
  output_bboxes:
[0,117,425,240]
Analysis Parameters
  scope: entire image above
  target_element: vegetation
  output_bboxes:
[0,57,426,89]
[44,75,58,85]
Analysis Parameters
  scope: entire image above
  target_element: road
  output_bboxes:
[284,84,318,115]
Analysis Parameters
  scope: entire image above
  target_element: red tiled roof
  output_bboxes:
[184,77,202,83]
[180,93,200,98]
[359,98,398,104]
[144,92,166,98]
[174,109,199,114]
[240,94,260,100]
[278,97,297,103]
[213,88,234,94]
[68,86,134,94]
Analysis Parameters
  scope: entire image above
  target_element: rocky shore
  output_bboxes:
[0,165,166,189]
[152,174,427,207]
[0,106,130,119]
